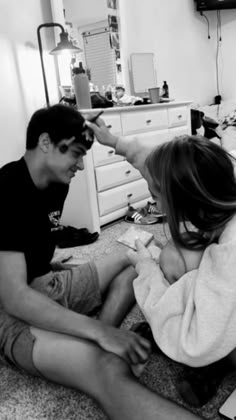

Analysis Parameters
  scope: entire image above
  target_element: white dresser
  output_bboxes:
[61,101,192,232]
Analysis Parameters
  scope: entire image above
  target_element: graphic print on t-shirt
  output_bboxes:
[48,210,62,232]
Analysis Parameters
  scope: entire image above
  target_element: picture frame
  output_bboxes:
[107,0,117,10]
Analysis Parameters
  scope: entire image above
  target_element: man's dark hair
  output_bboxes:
[115,86,125,92]
[26,104,91,150]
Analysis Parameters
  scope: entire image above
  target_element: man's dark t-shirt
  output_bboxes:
[0,158,69,283]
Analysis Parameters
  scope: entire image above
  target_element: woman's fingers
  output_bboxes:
[135,239,152,258]
[127,249,138,266]
[128,337,151,365]
[127,241,153,268]
[135,238,145,249]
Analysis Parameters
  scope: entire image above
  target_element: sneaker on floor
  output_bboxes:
[124,206,159,225]
[145,201,166,218]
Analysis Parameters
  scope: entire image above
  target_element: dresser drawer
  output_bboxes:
[168,125,190,141]
[101,113,122,135]
[83,111,121,135]
[96,161,141,192]
[92,142,124,167]
[121,109,168,135]
[168,106,188,128]
[125,129,169,150]
[98,179,150,216]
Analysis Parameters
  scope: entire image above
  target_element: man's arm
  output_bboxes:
[0,251,151,365]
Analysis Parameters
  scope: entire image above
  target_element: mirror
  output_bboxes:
[58,0,123,93]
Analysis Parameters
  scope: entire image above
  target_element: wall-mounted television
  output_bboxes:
[196,0,236,10]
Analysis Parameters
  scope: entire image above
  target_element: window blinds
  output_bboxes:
[83,28,117,91]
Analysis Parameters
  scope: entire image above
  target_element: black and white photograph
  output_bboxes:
[107,0,117,10]
[115,48,120,60]
[108,14,118,31]
[110,30,120,49]
[2,1,236,420]
[116,63,122,73]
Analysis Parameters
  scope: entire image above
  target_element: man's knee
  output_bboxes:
[31,327,131,385]
[98,351,131,384]
[115,265,137,287]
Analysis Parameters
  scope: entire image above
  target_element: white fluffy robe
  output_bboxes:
[114,134,236,367]
[134,214,236,367]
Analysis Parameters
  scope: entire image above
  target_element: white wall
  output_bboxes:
[63,0,107,27]
[119,0,236,105]
[0,0,58,165]
[1,0,236,167]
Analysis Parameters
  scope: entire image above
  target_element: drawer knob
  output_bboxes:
[178,114,182,119]
[127,193,133,198]
[125,170,131,175]
[108,150,114,155]
[146,119,151,124]
[107,124,112,129]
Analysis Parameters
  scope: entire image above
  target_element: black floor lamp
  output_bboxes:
[37,22,82,107]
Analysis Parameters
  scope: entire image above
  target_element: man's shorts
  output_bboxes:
[0,262,101,377]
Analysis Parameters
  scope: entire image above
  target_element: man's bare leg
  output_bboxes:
[98,265,136,326]
[31,327,202,420]
[95,253,137,326]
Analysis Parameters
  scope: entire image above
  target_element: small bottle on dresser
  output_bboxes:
[162,81,169,98]
[73,62,91,109]
[105,84,113,101]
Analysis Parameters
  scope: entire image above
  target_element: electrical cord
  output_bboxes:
[200,11,211,39]
[199,9,224,113]
[216,12,220,97]
[217,10,222,42]
[215,10,222,115]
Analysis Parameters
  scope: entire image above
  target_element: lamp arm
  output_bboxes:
[37,22,65,33]
[37,23,65,107]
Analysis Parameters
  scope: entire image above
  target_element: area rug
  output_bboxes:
[0,220,235,420]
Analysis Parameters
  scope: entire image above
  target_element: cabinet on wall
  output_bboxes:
[61,101,192,232]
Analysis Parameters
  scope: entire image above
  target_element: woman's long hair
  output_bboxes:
[146,135,236,249]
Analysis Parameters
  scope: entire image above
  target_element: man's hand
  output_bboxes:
[97,323,152,366]
[86,117,119,148]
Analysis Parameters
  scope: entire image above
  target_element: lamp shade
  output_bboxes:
[50,32,83,55]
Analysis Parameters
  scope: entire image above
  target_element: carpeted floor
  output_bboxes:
[0,219,236,420]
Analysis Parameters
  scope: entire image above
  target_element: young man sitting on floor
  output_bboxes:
[0,104,202,420]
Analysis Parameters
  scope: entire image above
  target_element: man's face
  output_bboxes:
[115,88,125,99]
[47,137,87,184]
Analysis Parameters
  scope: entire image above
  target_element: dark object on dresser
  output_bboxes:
[91,92,114,108]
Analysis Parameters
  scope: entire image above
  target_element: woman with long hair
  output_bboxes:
[87,119,236,405]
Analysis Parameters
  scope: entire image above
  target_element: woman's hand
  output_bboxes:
[86,117,119,148]
[98,323,152,366]
[127,239,158,275]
